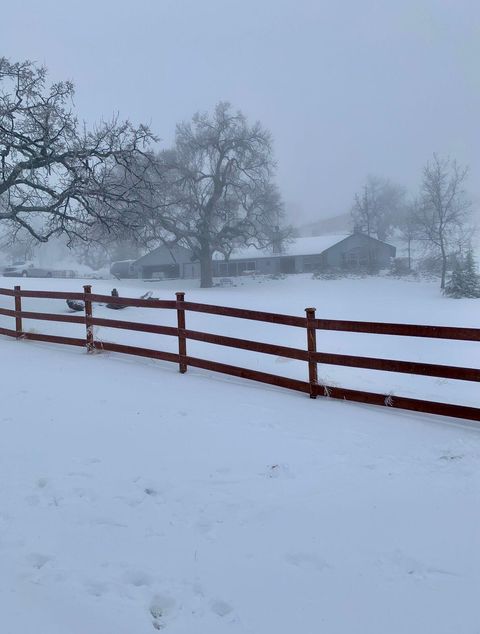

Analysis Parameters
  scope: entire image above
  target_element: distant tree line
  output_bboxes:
[351,155,478,295]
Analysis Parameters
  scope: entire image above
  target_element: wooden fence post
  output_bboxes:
[176,291,187,373]
[305,307,318,399]
[14,285,22,338]
[83,285,94,352]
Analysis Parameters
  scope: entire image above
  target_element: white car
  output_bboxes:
[3,261,54,278]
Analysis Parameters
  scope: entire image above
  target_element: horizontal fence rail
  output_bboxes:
[182,301,307,327]
[89,293,177,309]
[184,329,309,361]
[311,351,480,382]
[90,317,178,338]
[0,284,479,423]
[314,318,480,341]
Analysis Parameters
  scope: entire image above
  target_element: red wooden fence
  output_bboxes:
[0,284,479,422]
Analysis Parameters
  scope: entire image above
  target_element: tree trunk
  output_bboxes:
[440,244,447,289]
[200,250,213,288]
[407,238,411,270]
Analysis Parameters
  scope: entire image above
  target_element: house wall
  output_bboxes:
[295,253,328,273]
[135,245,197,279]
[133,234,396,280]
[212,257,281,277]
[182,262,201,279]
[321,234,395,270]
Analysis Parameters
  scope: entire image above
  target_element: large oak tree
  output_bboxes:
[0,58,156,245]
[149,102,285,287]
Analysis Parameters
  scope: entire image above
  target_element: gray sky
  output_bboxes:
[2,0,479,225]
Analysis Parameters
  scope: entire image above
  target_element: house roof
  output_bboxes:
[214,234,352,261]
[135,233,396,267]
[134,244,193,267]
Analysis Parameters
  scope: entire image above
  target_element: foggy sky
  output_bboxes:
[2,0,479,225]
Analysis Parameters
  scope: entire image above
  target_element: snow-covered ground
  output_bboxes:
[0,273,478,407]
[0,274,479,633]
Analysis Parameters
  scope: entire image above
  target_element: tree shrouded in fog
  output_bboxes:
[149,102,285,288]
[444,249,480,298]
[351,176,406,240]
[0,58,157,245]
[414,154,472,289]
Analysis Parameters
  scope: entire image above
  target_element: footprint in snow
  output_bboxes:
[37,477,49,489]
[210,599,234,618]
[265,463,293,479]
[86,580,110,597]
[378,550,459,580]
[149,594,176,630]
[123,569,153,588]
[439,452,463,461]
[27,553,52,570]
[144,487,161,497]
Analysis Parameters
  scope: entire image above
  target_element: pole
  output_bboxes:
[14,285,22,338]
[83,285,94,352]
[305,306,318,399]
[176,291,187,373]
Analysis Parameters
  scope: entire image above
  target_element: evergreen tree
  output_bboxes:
[444,250,480,298]
[463,250,480,297]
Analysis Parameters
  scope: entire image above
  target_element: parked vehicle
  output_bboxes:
[3,261,52,278]
[2,261,76,278]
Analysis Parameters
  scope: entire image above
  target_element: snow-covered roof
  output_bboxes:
[214,234,351,261]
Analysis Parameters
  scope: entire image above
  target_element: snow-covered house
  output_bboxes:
[132,233,396,280]
[212,233,396,277]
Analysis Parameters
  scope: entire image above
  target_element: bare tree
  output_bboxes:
[351,176,406,240]
[398,200,420,270]
[414,155,472,289]
[0,58,157,246]
[146,103,286,287]
[0,226,37,262]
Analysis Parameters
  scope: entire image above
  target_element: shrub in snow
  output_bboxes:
[312,268,345,280]
[444,250,480,298]
[389,257,415,277]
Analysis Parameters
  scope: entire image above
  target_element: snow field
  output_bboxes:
[0,274,478,407]
[0,274,479,632]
